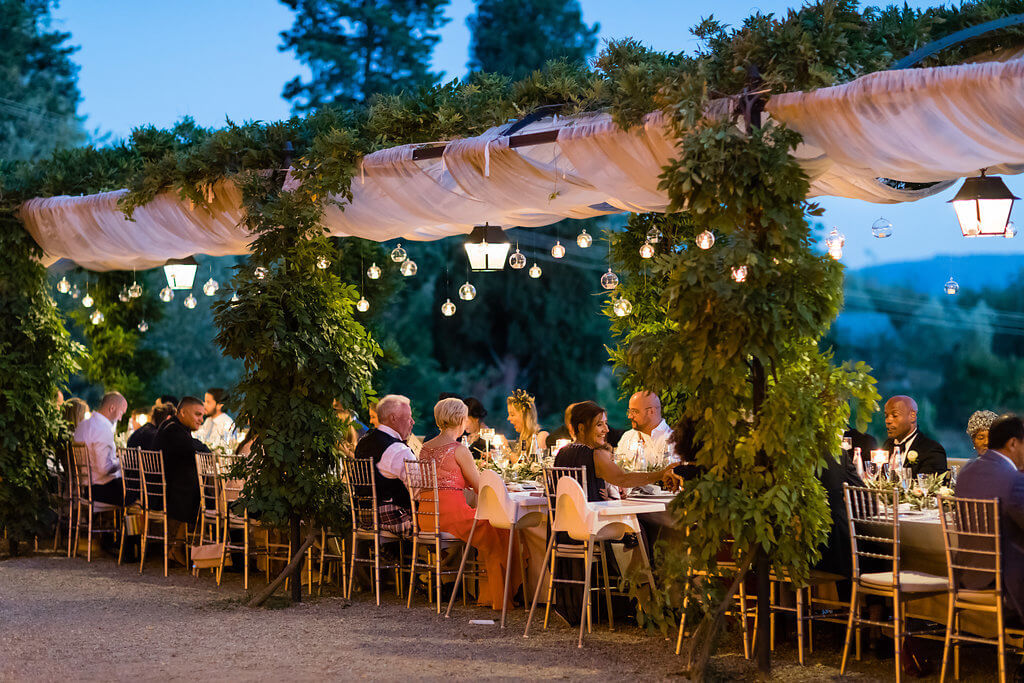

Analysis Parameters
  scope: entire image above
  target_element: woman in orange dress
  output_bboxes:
[418,398,521,611]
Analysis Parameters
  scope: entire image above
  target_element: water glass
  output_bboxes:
[900,467,913,490]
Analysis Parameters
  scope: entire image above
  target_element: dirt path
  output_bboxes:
[0,552,957,681]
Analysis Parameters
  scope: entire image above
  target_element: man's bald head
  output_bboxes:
[98,392,127,423]
[884,395,918,440]
[627,391,663,434]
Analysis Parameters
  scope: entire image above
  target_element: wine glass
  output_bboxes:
[865,461,878,481]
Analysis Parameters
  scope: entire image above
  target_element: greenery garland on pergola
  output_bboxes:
[3,0,1024,675]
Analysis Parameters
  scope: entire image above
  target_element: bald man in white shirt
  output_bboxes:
[73,391,135,506]
[615,391,672,467]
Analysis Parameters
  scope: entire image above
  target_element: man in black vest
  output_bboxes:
[882,395,947,477]
[353,394,416,535]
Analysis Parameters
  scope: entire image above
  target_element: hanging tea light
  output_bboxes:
[1006,221,1018,239]
[128,273,143,298]
[551,240,566,258]
[576,229,593,248]
[871,217,893,239]
[89,310,104,325]
[944,277,960,295]
[509,249,527,269]
[612,297,633,317]
[82,292,94,308]
[356,296,370,312]
[137,320,149,333]
[639,241,655,259]
[230,292,239,303]
[202,278,219,296]
[731,265,748,283]
[390,243,407,263]
[528,263,542,279]
[367,263,382,279]
[159,287,174,302]
[458,282,477,301]
[646,227,662,244]
[696,230,715,250]
[183,294,198,309]
[600,268,619,290]
[56,276,71,294]
[254,266,268,280]
[400,259,418,277]
[70,285,80,299]
[949,170,1019,237]
[825,227,846,260]
[118,287,130,303]
[316,256,331,270]
[441,298,457,316]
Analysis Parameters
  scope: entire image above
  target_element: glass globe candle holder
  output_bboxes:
[731,265,748,283]
[390,243,407,263]
[316,256,331,270]
[613,297,633,317]
[458,282,476,301]
[600,268,619,290]
[356,296,370,312]
[1006,221,1018,239]
[871,217,893,238]
[202,278,219,296]
[441,298,457,316]
[82,293,94,308]
[128,281,143,298]
[56,276,71,294]
[944,277,960,295]
[159,287,174,302]
[254,266,268,280]
[509,249,527,269]
[137,320,149,333]
[367,263,382,279]
[183,294,198,309]
[639,241,655,259]
[400,259,418,277]
[89,310,104,325]
[576,229,592,248]
[646,227,662,244]
[551,241,565,258]
[528,263,542,279]
[70,285,80,299]
[118,287,130,303]
[696,230,715,250]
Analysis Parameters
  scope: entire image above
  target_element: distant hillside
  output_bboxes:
[852,254,1024,294]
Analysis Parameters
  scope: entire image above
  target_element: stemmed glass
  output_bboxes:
[480,427,495,456]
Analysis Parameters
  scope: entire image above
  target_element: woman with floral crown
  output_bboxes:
[506,389,549,463]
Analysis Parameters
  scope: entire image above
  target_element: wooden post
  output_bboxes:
[290,514,302,603]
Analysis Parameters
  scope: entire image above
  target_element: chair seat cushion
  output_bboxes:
[861,570,948,593]
[417,531,460,542]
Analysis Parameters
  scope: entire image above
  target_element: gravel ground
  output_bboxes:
[0,550,1002,681]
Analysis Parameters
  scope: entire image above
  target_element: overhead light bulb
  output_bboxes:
[696,230,715,250]
[458,282,477,301]
[576,230,593,248]
[551,241,565,258]
[367,263,381,279]
[441,298,457,316]
[600,268,619,290]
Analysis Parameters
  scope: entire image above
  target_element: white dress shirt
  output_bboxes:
[615,419,673,467]
[195,412,236,448]
[375,425,415,482]
[73,412,121,485]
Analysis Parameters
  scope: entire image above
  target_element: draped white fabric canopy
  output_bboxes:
[19,57,1024,271]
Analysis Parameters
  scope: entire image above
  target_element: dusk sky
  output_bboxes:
[50,0,1024,277]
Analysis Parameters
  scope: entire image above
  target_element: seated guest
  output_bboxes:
[72,392,135,506]
[418,398,520,610]
[127,403,176,450]
[353,394,416,535]
[966,410,999,456]
[333,400,363,455]
[507,389,549,462]
[546,402,578,448]
[955,415,1024,622]
[462,397,489,459]
[615,391,673,467]
[62,397,89,430]
[668,416,704,485]
[843,425,877,466]
[196,388,236,448]
[367,399,379,428]
[816,449,867,585]
[882,395,947,476]
[155,395,178,410]
[152,397,210,566]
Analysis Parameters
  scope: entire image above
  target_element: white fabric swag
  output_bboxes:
[19,57,1024,271]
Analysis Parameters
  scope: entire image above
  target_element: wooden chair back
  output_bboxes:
[117,446,143,506]
[542,466,586,526]
[404,459,439,536]
[195,451,220,515]
[843,484,899,585]
[341,456,378,533]
[70,442,93,502]
[138,449,166,513]
[937,495,1001,594]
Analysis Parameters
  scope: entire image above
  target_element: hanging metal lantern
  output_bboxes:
[390,243,408,263]
[576,229,593,248]
[367,263,382,279]
[600,268,619,290]
[163,256,198,290]
[696,230,715,250]
[949,171,1019,237]
[464,223,510,271]
[458,282,477,301]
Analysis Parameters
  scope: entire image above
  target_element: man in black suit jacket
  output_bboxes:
[882,395,947,477]
[151,396,210,565]
[954,415,1024,623]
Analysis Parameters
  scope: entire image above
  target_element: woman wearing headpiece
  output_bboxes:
[506,389,548,463]
[967,410,999,456]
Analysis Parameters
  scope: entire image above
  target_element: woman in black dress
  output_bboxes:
[550,401,670,623]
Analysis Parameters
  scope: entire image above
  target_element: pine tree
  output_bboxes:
[279,0,450,112]
[0,0,85,161]
[467,0,598,80]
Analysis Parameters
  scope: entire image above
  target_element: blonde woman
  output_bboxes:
[506,389,549,463]
[417,398,520,611]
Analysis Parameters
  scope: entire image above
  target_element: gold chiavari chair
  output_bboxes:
[69,442,118,562]
[193,452,222,576]
[937,495,1024,682]
[138,449,170,576]
[342,456,406,605]
[404,459,467,613]
[841,484,948,683]
[55,444,75,556]
[524,467,617,639]
[115,446,144,565]
[216,452,256,589]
